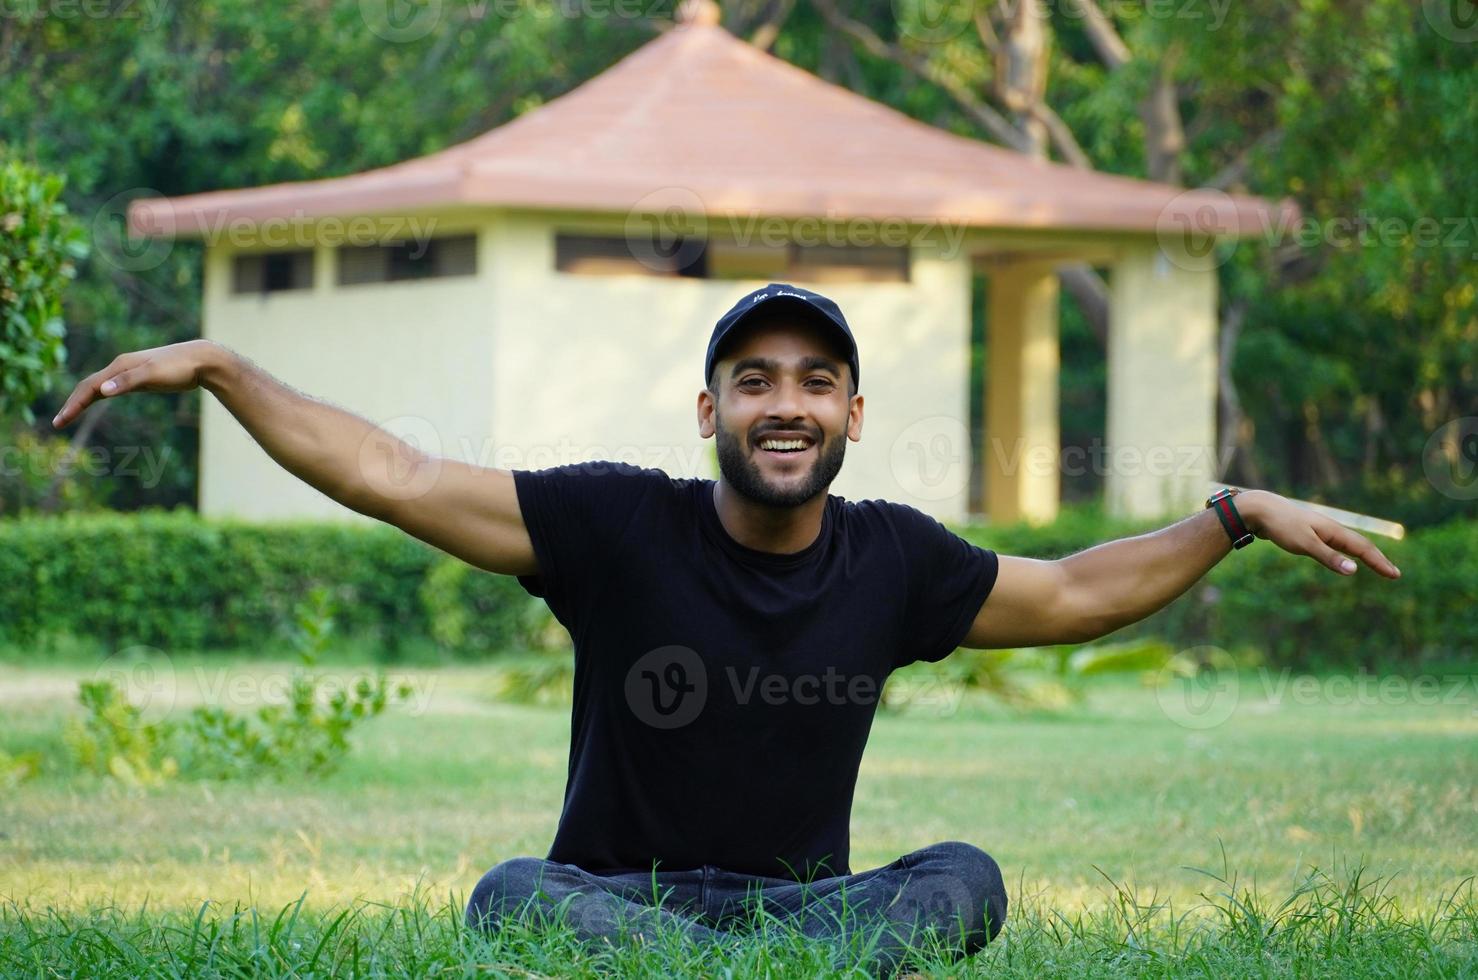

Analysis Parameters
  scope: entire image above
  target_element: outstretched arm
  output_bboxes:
[962,490,1401,649]
[52,340,538,577]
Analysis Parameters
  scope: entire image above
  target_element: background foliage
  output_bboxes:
[0,0,1473,525]
[0,157,86,421]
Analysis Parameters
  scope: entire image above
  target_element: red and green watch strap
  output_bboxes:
[1206,488,1255,549]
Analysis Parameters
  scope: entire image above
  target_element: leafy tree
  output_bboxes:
[1,0,659,510]
[2,1,1472,526]
[800,0,1475,525]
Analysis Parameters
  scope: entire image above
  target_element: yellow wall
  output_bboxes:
[198,210,980,524]
[484,211,977,521]
[199,213,497,523]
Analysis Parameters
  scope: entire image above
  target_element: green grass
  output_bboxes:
[3,655,1476,975]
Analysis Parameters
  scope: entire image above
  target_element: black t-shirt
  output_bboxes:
[512,461,999,882]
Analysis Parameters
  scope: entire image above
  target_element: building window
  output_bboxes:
[554,233,706,277]
[232,250,314,294]
[709,242,909,283]
[338,234,478,286]
[705,240,790,280]
[556,233,908,283]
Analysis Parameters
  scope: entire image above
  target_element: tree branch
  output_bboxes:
[971,8,1001,57]
[748,0,797,52]
[1031,102,1094,169]
[1206,127,1283,191]
[1061,0,1129,69]
[1142,69,1185,184]
[810,0,1032,153]
[1061,0,1184,184]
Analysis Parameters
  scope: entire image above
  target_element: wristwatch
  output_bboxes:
[1205,487,1255,549]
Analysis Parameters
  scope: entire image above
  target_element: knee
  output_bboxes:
[915,841,1009,945]
[465,856,560,932]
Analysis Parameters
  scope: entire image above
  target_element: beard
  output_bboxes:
[713,411,846,508]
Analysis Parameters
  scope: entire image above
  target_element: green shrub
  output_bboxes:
[0,748,43,789]
[419,555,565,656]
[66,679,180,786]
[1,506,1471,670]
[65,587,409,783]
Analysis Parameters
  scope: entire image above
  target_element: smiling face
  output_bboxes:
[698,316,863,509]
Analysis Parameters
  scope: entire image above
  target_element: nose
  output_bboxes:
[764,377,807,422]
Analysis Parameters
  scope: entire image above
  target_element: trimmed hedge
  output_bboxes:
[0,509,540,658]
[1,507,1472,668]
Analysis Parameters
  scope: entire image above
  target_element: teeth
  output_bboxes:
[759,439,808,451]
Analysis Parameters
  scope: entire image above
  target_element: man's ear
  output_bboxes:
[697,388,716,439]
[847,393,864,442]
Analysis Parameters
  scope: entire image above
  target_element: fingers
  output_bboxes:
[1316,522,1402,579]
[52,353,145,429]
[1303,531,1360,576]
[99,366,145,397]
[1297,517,1402,579]
[52,374,105,429]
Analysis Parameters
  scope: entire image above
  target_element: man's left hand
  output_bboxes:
[1237,490,1401,579]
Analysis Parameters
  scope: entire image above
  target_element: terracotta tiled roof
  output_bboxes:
[128,17,1295,240]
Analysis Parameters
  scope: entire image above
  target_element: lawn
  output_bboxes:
[2,654,1475,975]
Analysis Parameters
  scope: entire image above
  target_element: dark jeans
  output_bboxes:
[465,841,1007,977]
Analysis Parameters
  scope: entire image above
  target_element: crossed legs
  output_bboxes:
[466,841,1007,976]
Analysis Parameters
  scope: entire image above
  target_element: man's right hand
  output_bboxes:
[53,339,220,429]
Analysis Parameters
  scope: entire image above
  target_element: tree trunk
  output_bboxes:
[1302,399,1344,490]
[996,0,1049,158]
[1141,69,1185,185]
[1216,299,1247,482]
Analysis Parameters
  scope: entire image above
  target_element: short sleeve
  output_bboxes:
[892,504,999,669]
[512,461,663,625]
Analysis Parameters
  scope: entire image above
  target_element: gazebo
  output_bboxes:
[129,2,1294,526]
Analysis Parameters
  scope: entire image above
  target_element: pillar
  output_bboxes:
[1105,245,1218,519]
[984,261,1060,525]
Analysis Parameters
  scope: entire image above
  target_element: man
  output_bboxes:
[52,281,1400,976]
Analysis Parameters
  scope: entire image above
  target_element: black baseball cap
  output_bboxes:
[705,283,860,392]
